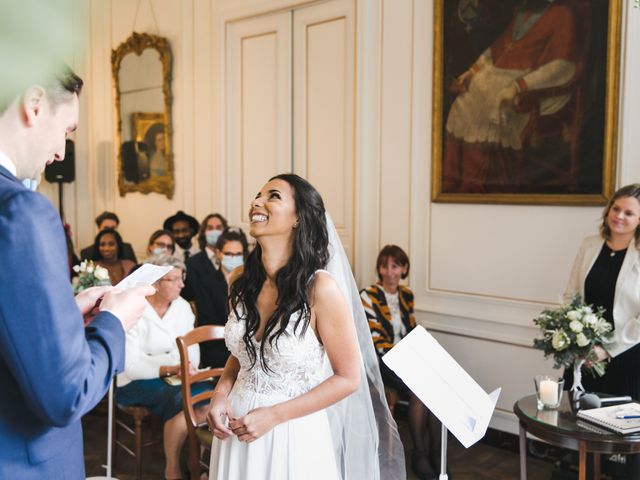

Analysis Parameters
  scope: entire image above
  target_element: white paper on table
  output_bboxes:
[114,264,173,291]
[382,326,501,448]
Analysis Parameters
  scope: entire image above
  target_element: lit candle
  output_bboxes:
[539,379,558,406]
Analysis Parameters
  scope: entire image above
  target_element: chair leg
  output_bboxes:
[134,417,143,480]
[111,409,118,473]
[188,433,200,480]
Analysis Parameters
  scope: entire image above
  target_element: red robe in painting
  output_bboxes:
[443,2,579,193]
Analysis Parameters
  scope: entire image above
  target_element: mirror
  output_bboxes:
[112,32,174,198]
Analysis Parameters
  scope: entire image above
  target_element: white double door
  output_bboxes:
[226,0,355,261]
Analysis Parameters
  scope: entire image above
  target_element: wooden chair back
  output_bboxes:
[176,325,225,479]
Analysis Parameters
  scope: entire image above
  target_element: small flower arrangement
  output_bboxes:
[533,295,613,377]
[72,260,111,294]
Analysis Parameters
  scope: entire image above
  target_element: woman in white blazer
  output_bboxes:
[563,183,640,477]
[116,255,210,480]
[564,184,640,396]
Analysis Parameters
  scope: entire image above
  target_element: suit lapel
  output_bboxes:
[0,165,22,185]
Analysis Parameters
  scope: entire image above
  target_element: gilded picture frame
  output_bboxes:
[112,32,174,199]
[431,0,621,205]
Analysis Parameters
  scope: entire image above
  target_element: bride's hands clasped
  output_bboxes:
[228,407,279,443]
[206,392,235,440]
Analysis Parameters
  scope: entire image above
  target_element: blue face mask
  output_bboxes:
[206,229,222,246]
[151,247,165,256]
[221,254,243,272]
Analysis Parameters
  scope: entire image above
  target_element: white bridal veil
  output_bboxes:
[324,213,406,480]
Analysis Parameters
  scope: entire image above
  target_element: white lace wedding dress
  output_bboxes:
[209,304,339,480]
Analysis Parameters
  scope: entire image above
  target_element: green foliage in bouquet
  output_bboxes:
[533,294,613,377]
[72,260,111,294]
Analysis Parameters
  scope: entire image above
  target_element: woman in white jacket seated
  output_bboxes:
[116,254,210,480]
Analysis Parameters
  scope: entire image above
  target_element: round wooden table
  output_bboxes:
[514,394,640,479]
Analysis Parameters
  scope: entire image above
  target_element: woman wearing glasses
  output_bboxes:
[145,229,176,258]
[115,254,210,480]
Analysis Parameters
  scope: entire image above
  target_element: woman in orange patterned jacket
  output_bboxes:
[360,245,441,480]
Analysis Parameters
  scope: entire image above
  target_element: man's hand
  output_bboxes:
[100,285,155,331]
[449,69,474,94]
[75,286,113,315]
[496,83,518,107]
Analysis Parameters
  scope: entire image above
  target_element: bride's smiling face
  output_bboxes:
[248,179,298,240]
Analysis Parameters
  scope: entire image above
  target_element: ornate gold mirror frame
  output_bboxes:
[112,32,174,199]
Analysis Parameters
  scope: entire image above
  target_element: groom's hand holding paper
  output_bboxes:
[98,264,171,331]
[382,326,501,448]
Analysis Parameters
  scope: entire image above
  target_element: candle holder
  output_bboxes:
[534,375,564,410]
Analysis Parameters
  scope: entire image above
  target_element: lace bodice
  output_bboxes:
[225,306,329,402]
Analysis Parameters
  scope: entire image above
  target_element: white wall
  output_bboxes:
[355,0,640,434]
[41,0,640,434]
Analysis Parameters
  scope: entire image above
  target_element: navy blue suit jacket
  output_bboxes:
[0,165,125,478]
[183,251,230,368]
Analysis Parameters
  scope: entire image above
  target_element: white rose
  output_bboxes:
[72,265,80,273]
[583,314,598,326]
[569,320,583,333]
[566,310,581,322]
[551,330,569,351]
[580,306,593,315]
[94,266,110,281]
[87,265,94,274]
[595,319,612,335]
[575,332,589,347]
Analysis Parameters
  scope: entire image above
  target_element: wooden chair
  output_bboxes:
[112,386,162,480]
[176,325,226,480]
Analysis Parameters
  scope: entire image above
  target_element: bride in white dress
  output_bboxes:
[207,174,405,480]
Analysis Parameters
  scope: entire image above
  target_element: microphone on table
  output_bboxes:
[579,393,633,410]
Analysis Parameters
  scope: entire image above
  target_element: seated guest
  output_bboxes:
[115,254,211,480]
[185,228,248,368]
[92,228,135,285]
[80,211,137,263]
[181,213,228,300]
[146,229,176,259]
[163,211,199,262]
[360,245,441,480]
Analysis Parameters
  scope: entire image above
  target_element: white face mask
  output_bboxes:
[221,254,243,272]
[206,229,222,246]
[151,247,165,256]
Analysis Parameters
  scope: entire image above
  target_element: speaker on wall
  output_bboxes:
[44,139,75,183]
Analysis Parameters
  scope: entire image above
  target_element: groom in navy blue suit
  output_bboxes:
[0,65,154,478]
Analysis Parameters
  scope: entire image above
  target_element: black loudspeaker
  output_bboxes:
[44,139,75,183]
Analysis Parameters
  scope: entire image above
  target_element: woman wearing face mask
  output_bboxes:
[145,229,176,258]
[188,228,249,368]
[182,214,228,301]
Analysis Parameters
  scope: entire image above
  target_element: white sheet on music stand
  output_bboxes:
[382,326,501,448]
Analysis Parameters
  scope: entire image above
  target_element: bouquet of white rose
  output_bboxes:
[72,260,111,294]
[533,294,613,377]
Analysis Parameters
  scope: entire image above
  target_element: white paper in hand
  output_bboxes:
[382,326,501,448]
[114,264,173,291]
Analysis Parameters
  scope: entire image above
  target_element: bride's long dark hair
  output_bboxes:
[230,174,329,371]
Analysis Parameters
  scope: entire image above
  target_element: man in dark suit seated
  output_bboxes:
[80,211,137,263]
[0,60,154,478]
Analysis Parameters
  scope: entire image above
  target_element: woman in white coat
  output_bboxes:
[564,184,640,476]
[115,255,209,480]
